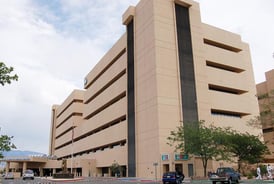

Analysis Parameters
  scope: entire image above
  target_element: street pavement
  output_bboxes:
[1,177,274,184]
[1,177,160,184]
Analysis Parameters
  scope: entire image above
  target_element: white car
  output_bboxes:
[4,172,14,179]
[22,169,34,180]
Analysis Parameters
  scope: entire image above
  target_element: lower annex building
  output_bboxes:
[3,0,261,179]
[257,69,274,163]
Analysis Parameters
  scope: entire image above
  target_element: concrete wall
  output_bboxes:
[48,0,261,178]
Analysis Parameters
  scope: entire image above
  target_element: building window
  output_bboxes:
[263,128,274,133]
[211,109,249,118]
[206,60,244,73]
[208,84,247,95]
[204,38,242,53]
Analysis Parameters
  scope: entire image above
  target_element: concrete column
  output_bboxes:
[5,161,10,173]
[23,162,27,173]
[39,167,43,177]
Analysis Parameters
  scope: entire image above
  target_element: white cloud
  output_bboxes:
[0,0,139,154]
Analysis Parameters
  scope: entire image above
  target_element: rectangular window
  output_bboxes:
[206,60,244,73]
[263,128,274,133]
[204,38,242,53]
[208,84,247,95]
[211,109,249,118]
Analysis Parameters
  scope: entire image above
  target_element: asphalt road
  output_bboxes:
[1,177,274,184]
[1,177,160,184]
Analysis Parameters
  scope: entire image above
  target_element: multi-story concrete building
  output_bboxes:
[256,69,274,163]
[4,0,261,179]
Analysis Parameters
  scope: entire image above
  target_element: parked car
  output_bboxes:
[4,172,14,179]
[210,167,240,184]
[22,169,34,180]
[162,171,185,184]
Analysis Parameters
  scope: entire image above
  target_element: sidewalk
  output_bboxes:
[118,177,192,183]
[118,177,161,183]
[44,176,85,182]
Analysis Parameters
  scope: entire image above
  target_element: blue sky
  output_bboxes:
[0,0,273,154]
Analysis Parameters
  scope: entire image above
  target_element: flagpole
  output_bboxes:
[71,126,74,175]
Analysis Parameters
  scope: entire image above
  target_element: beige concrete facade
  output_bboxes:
[3,0,261,179]
[256,69,274,162]
[50,0,261,179]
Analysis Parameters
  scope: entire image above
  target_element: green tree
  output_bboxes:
[223,130,269,172]
[167,121,268,176]
[0,62,18,86]
[110,161,121,177]
[0,133,16,158]
[167,121,228,177]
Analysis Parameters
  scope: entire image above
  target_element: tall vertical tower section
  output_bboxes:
[122,0,203,177]
[122,0,259,178]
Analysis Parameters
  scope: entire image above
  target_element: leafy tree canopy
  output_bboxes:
[167,120,269,176]
[167,121,229,177]
[110,161,122,177]
[0,133,16,158]
[0,62,18,86]
[223,130,269,171]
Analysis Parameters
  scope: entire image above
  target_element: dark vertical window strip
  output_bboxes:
[175,4,199,124]
[127,20,136,177]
